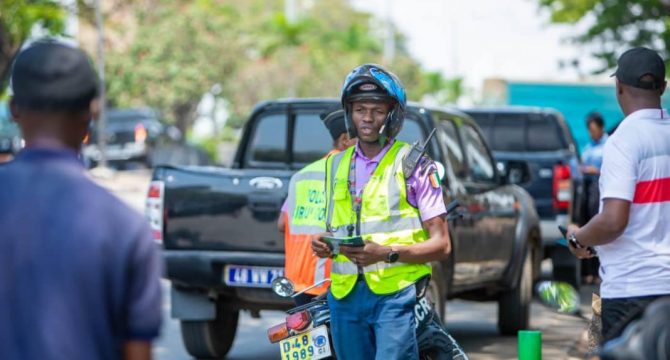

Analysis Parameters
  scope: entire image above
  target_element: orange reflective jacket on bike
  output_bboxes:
[284,153,336,295]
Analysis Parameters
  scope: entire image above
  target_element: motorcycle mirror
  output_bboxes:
[271,277,295,298]
[536,281,580,315]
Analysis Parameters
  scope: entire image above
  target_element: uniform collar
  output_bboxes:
[16,145,82,165]
[354,139,395,162]
[627,108,669,120]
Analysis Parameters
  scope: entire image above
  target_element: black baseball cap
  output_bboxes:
[611,47,666,90]
[10,39,99,110]
[320,107,347,141]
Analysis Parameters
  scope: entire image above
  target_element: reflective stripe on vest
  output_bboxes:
[285,156,331,295]
[325,141,432,299]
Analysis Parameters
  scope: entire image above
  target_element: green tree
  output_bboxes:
[0,0,65,94]
[539,0,670,71]
[103,0,462,133]
[104,0,246,132]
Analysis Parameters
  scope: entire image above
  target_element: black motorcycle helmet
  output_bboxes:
[340,64,406,145]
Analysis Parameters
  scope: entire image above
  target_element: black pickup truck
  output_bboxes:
[147,99,541,359]
[465,107,586,288]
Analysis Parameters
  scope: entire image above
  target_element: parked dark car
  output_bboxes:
[147,99,541,359]
[82,107,181,168]
[465,107,586,287]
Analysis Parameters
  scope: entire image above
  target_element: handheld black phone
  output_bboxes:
[558,225,597,256]
[319,236,365,254]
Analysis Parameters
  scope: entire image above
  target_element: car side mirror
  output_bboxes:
[497,160,532,185]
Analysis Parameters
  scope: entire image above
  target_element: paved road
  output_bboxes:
[95,169,591,360]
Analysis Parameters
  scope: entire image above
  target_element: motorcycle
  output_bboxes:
[267,276,468,360]
[267,201,469,360]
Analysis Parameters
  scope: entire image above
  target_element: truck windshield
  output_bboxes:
[470,112,566,152]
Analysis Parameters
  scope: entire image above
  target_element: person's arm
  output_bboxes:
[340,159,451,266]
[581,165,600,175]
[277,211,287,233]
[123,341,151,360]
[311,232,334,258]
[570,198,630,247]
[569,134,636,251]
[122,221,163,358]
[340,215,450,266]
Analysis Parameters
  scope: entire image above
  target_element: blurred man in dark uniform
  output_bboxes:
[0,40,162,360]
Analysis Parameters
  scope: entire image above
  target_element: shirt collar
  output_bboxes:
[626,108,669,120]
[16,145,82,165]
[354,139,394,163]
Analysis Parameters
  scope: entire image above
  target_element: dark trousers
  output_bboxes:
[328,279,418,360]
[601,295,663,343]
[582,176,601,278]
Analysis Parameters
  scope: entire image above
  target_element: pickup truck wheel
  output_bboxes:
[180,309,239,359]
[426,267,446,323]
[498,245,532,335]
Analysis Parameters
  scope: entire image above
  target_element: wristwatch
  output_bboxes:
[567,232,585,249]
[386,247,400,263]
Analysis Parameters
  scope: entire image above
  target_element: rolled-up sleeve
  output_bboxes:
[124,223,163,340]
[407,160,447,221]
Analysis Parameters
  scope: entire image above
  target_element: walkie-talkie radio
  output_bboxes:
[402,128,437,179]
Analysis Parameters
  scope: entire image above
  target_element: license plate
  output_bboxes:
[279,326,331,360]
[223,265,284,288]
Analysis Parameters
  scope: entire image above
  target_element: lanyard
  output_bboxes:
[347,148,382,236]
[347,152,360,236]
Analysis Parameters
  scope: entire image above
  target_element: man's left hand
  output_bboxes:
[566,224,595,259]
[581,165,599,175]
[339,241,389,267]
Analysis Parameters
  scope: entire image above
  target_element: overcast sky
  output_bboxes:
[350,0,607,102]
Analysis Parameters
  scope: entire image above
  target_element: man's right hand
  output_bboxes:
[311,233,333,258]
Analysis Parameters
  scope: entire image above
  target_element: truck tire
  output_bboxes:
[426,262,447,322]
[498,245,533,335]
[180,309,239,359]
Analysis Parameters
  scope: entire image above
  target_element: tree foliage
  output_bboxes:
[101,0,460,132]
[104,0,245,131]
[0,0,65,94]
[539,0,670,71]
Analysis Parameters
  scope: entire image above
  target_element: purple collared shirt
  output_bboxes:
[353,140,446,221]
[281,141,447,221]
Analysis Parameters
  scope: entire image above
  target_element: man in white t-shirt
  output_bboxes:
[567,47,670,343]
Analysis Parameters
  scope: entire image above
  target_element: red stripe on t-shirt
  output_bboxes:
[633,177,670,204]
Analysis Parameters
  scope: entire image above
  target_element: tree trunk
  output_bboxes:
[173,102,196,142]
[0,26,20,95]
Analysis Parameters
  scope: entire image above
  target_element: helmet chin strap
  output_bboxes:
[377,111,393,146]
[377,124,388,146]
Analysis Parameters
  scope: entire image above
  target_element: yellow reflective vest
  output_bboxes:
[324,141,432,299]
